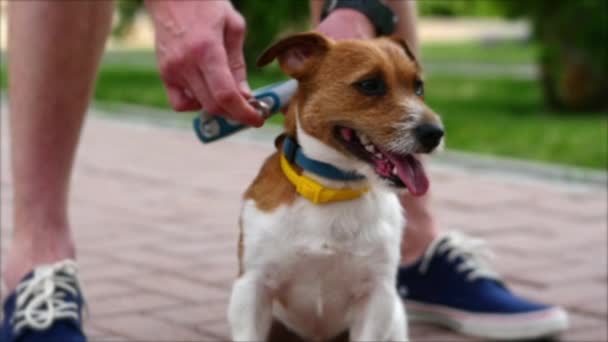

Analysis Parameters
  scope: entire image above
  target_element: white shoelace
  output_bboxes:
[418,231,500,282]
[12,260,81,335]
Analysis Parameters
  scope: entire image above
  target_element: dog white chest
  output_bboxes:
[240,187,404,340]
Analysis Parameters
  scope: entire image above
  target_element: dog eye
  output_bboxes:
[353,77,387,96]
[414,79,424,96]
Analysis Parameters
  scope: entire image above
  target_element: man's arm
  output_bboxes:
[386,0,419,55]
[145,0,262,126]
[310,0,418,55]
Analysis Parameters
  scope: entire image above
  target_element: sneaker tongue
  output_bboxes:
[387,153,429,196]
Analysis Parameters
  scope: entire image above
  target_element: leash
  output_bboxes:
[192,80,369,204]
[193,79,298,143]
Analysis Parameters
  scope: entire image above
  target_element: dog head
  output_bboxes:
[258,32,443,196]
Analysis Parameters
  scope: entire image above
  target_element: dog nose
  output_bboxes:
[415,124,444,151]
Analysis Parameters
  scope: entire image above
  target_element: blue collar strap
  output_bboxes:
[282,136,366,181]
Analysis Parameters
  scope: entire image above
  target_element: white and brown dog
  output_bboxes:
[229,32,444,342]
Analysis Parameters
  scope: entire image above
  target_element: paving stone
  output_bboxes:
[93,314,205,341]
[125,272,228,303]
[88,292,183,317]
[1,114,605,341]
[85,324,129,342]
[560,324,608,342]
[82,279,139,300]
[79,261,151,283]
[566,312,608,332]
[151,301,228,326]
[197,318,231,341]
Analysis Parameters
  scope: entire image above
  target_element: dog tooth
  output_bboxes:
[375,153,383,159]
[392,167,398,175]
[359,134,370,145]
[365,145,375,153]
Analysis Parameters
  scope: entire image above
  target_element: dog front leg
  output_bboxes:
[350,282,408,342]
[228,273,273,342]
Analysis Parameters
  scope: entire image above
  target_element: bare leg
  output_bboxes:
[3,1,113,292]
[384,1,441,265]
[399,192,440,264]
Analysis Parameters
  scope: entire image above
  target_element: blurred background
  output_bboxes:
[0,2,606,340]
[1,0,606,170]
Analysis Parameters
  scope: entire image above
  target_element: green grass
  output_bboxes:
[421,41,538,64]
[91,66,607,170]
[1,43,606,170]
[424,76,606,169]
[92,64,286,109]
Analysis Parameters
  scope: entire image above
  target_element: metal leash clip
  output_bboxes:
[219,98,272,129]
[248,98,272,119]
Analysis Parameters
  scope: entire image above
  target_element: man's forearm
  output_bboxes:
[385,0,419,56]
[310,0,324,27]
[309,0,419,56]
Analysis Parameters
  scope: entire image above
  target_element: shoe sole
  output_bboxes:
[404,300,569,340]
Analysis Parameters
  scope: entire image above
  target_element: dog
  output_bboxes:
[228,32,444,342]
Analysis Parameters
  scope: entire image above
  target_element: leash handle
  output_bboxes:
[193,79,298,144]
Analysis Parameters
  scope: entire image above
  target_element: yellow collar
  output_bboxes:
[280,154,369,204]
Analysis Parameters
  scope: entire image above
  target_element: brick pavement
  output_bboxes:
[1,112,606,341]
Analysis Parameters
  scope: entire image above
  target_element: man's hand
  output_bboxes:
[145,0,263,127]
[315,9,375,40]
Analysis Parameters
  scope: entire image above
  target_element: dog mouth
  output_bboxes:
[334,126,429,196]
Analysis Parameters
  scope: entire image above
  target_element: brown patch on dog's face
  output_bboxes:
[259,33,444,194]
[293,37,441,155]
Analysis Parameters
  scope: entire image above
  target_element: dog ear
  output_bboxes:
[388,37,419,67]
[257,32,332,79]
[274,133,286,149]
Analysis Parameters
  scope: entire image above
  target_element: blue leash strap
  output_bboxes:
[193,79,298,144]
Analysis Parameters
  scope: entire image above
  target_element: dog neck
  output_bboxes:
[291,105,369,190]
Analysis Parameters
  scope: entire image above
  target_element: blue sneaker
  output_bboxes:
[397,232,568,340]
[1,260,86,342]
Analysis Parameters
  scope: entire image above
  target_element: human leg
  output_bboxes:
[4,0,113,292]
[2,3,113,341]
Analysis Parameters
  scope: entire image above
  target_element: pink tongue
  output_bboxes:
[387,154,429,196]
[340,127,353,141]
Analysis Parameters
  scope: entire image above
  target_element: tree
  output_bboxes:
[114,0,143,37]
[502,0,608,112]
[113,0,309,68]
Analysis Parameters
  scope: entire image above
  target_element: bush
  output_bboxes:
[501,0,608,111]
[113,0,143,37]
[113,0,309,68]
[233,0,310,67]
[418,0,504,18]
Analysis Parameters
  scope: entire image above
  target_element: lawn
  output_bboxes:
[421,41,538,64]
[1,42,606,170]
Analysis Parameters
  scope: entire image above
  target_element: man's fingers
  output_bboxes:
[200,45,262,127]
[184,67,220,114]
[166,84,201,112]
[224,13,251,97]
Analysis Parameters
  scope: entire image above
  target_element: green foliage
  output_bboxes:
[499,0,608,111]
[418,0,504,18]
[423,75,607,169]
[5,43,602,168]
[113,0,144,37]
[113,0,309,68]
[421,41,538,64]
[233,0,310,68]
[76,59,607,169]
